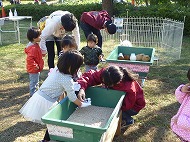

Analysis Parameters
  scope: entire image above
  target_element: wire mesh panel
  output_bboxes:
[101,17,185,64]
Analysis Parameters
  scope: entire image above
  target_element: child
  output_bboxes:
[58,35,78,101]
[25,27,44,96]
[77,65,146,126]
[59,35,77,57]
[79,33,103,72]
[171,68,190,142]
[19,50,91,124]
[42,38,79,142]
[48,35,77,74]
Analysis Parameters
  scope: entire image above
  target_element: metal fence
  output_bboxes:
[101,16,185,64]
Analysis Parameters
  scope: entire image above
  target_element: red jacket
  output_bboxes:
[77,68,146,112]
[80,10,111,30]
[25,43,44,73]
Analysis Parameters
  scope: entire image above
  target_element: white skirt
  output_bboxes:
[19,91,56,124]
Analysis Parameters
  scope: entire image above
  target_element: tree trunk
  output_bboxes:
[102,0,113,17]
[145,0,148,6]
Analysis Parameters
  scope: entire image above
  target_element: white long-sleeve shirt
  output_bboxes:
[39,67,78,102]
[39,10,80,54]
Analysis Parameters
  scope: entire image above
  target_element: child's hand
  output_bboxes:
[99,54,105,62]
[181,83,190,93]
[78,89,86,102]
[81,98,91,107]
[99,55,103,60]
[35,66,39,70]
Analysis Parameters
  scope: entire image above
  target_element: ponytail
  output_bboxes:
[119,67,139,81]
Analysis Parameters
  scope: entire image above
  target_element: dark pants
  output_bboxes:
[122,109,138,122]
[80,21,102,48]
[46,37,61,69]
[43,129,50,141]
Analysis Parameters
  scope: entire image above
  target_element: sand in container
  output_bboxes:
[67,105,114,128]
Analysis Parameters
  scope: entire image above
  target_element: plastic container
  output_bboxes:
[106,46,155,78]
[130,53,136,61]
[9,9,13,18]
[42,87,125,142]
[14,9,18,16]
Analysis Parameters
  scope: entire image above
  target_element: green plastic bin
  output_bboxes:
[106,46,155,78]
[41,86,125,142]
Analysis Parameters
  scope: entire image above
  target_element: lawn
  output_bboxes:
[0,19,190,142]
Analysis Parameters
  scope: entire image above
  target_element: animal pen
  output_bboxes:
[101,16,185,65]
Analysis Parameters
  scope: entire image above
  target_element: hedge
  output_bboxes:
[1,3,190,35]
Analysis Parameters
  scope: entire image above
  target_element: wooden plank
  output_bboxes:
[115,111,122,136]
[100,110,122,142]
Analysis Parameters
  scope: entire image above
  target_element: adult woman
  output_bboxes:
[39,10,80,69]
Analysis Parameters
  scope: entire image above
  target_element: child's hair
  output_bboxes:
[57,50,83,76]
[101,66,139,87]
[61,13,77,32]
[187,68,190,81]
[27,27,41,42]
[61,35,77,51]
[87,33,98,44]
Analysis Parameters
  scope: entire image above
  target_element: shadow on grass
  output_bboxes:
[113,102,180,142]
[0,69,49,108]
[147,64,189,95]
[0,85,29,106]
[0,121,46,142]
[0,70,48,142]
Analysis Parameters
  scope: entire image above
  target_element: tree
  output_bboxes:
[102,0,113,16]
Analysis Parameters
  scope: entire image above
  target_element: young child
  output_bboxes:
[171,68,190,142]
[58,35,78,101]
[48,35,77,74]
[59,35,77,57]
[25,27,44,96]
[19,50,91,124]
[77,65,146,126]
[79,33,103,72]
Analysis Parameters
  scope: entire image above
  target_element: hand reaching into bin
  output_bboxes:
[78,88,86,102]
[77,89,91,107]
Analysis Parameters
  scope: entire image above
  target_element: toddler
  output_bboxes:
[48,35,77,74]
[25,27,44,96]
[80,33,103,72]
[171,68,190,142]
[59,35,77,57]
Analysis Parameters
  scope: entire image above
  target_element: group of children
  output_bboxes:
[19,24,189,141]
[19,27,146,142]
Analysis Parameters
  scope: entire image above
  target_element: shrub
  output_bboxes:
[2,3,190,35]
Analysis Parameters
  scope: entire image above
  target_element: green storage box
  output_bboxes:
[106,46,155,78]
[41,87,125,142]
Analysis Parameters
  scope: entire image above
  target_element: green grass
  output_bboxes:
[0,20,190,142]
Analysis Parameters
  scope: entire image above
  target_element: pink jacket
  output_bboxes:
[171,84,190,141]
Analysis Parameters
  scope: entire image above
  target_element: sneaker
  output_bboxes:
[121,119,135,129]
